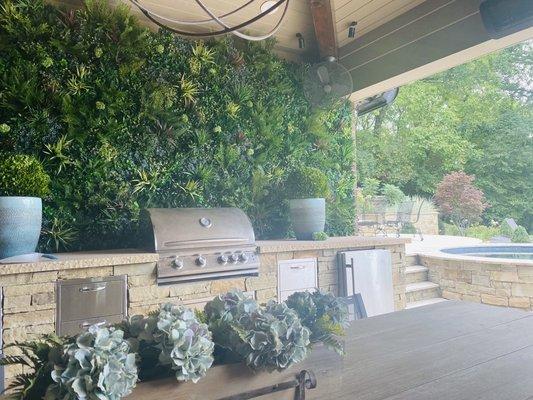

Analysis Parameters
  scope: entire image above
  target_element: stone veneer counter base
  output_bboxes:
[0,236,408,383]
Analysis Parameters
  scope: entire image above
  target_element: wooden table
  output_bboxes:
[130,301,533,400]
[334,300,533,400]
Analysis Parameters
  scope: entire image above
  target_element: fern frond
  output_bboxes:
[0,355,31,367]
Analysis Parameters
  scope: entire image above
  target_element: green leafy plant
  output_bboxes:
[50,326,138,400]
[0,154,50,197]
[312,231,329,241]
[0,335,65,400]
[511,226,530,243]
[205,290,310,372]
[123,303,214,383]
[285,291,349,355]
[285,166,331,200]
[0,0,355,250]
[381,184,405,206]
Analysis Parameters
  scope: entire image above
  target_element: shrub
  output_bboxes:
[361,178,380,197]
[381,184,405,206]
[0,154,50,197]
[434,172,488,230]
[285,166,330,199]
[511,226,530,243]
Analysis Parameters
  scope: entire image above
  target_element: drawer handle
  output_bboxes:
[79,285,106,293]
[290,266,305,270]
[80,320,107,329]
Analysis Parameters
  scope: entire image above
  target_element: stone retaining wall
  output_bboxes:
[420,255,533,310]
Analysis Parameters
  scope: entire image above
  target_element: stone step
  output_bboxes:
[405,265,429,284]
[406,281,440,302]
[405,254,419,266]
[405,297,448,309]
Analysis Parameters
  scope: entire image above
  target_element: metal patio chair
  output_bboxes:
[385,200,414,237]
[356,196,388,236]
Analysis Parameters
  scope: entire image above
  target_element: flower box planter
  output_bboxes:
[127,345,341,400]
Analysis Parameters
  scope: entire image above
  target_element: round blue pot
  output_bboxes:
[289,198,326,240]
[0,197,42,259]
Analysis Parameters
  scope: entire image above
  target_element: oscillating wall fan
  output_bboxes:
[304,56,354,108]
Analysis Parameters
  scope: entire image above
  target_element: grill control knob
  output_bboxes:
[230,253,240,263]
[171,258,184,270]
[240,253,249,263]
[218,255,228,265]
[196,256,207,267]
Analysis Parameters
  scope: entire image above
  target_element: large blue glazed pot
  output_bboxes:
[289,198,326,240]
[0,197,42,259]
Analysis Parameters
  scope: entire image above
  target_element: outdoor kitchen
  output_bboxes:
[0,207,408,384]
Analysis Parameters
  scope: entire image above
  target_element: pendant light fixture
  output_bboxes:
[129,0,290,41]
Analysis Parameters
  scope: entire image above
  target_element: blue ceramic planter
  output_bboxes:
[289,198,326,240]
[0,197,42,259]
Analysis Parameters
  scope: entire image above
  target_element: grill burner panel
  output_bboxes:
[143,208,259,285]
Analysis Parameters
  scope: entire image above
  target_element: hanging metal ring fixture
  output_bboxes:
[128,0,290,41]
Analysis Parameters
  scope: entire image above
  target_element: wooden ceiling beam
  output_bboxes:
[309,0,337,59]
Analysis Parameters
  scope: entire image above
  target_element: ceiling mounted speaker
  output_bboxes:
[480,0,533,39]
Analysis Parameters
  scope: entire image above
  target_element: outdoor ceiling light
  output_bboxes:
[260,1,280,15]
[296,33,305,49]
[128,0,289,41]
[348,21,357,38]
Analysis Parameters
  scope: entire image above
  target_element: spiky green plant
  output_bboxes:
[0,335,65,400]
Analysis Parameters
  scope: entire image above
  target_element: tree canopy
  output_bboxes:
[356,41,533,230]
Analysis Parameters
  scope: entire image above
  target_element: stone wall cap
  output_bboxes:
[0,249,158,276]
[257,236,410,253]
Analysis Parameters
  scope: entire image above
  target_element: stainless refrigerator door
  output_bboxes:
[339,250,394,318]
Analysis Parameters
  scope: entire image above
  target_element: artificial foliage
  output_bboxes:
[285,291,349,355]
[205,290,310,371]
[0,0,355,251]
[4,292,349,399]
[0,335,65,400]
[124,303,214,383]
[285,166,331,200]
[50,326,138,400]
[0,154,50,197]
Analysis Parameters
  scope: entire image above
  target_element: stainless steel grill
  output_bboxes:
[142,208,259,285]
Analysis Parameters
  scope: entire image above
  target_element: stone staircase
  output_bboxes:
[405,254,447,309]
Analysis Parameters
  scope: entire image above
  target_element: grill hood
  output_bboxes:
[142,208,259,285]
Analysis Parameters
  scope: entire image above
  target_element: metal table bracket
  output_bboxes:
[216,369,317,400]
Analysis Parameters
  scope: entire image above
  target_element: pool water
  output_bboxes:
[442,245,533,260]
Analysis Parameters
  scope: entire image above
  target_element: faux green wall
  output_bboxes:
[0,0,355,251]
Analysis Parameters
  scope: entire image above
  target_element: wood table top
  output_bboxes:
[335,300,533,400]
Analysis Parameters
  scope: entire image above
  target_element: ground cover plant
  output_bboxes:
[0,0,355,251]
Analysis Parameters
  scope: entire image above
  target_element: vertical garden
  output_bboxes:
[0,0,356,251]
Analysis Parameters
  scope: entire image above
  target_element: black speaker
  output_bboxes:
[480,0,533,39]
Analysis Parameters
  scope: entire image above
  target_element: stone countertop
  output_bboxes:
[0,236,410,276]
[257,236,410,253]
[0,250,159,276]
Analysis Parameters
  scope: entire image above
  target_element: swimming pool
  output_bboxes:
[442,245,533,260]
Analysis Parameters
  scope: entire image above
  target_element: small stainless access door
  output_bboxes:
[338,250,394,318]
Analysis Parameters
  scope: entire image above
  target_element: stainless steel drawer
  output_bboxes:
[59,314,125,337]
[56,276,127,334]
